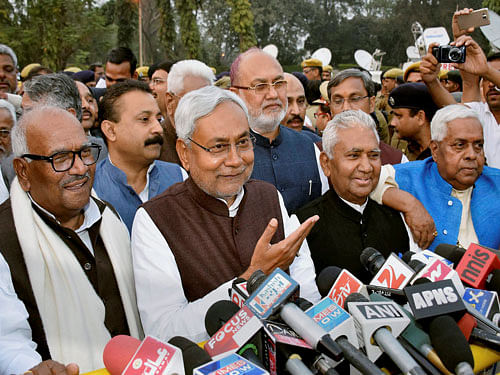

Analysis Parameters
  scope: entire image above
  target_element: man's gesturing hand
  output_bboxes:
[240,215,319,279]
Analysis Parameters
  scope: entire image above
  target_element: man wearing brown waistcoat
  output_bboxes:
[131,86,321,343]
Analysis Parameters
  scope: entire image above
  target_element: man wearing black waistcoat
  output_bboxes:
[296,110,416,282]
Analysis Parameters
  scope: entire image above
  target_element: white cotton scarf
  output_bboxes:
[10,178,143,372]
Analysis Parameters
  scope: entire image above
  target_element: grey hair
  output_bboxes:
[12,105,78,157]
[327,68,375,99]
[0,44,17,68]
[431,104,481,141]
[323,110,380,159]
[167,60,215,95]
[0,99,16,126]
[23,73,82,121]
[175,86,249,142]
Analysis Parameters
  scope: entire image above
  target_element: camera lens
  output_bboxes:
[448,47,463,62]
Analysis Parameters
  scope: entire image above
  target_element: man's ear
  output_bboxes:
[416,109,426,126]
[132,71,138,80]
[369,95,376,113]
[430,140,439,162]
[13,158,31,191]
[67,108,77,119]
[165,93,176,119]
[319,151,331,178]
[176,139,190,172]
[101,120,117,143]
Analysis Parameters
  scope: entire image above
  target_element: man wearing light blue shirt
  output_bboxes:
[95,80,185,232]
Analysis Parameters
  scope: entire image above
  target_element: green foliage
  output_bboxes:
[175,0,200,59]
[115,0,137,48]
[226,0,257,52]
[157,0,176,57]
[484,0,500,13]
[1,0,116,70]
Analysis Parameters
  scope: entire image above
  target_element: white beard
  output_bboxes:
[248,101,288,134]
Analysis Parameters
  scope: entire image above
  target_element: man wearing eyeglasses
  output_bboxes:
[230,48,329,214]
[132,86,320,342]
[327,69,407,165]
[0,106,142,371]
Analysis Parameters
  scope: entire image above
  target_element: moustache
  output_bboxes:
[287,115,304,124]
[60,172,91,187]
[145,135,164,146]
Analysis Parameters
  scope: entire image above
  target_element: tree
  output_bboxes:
[226,0,257,52]
[1,0,115,70]
[175,0,201,59]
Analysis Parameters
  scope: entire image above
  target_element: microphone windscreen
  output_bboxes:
[246,269,266,294]
[429,315,474,371]
[402,251,415,264]
[360,247,384,274]
[102,335,141,375]
[434,244,465,266]
[407,259,425,273]
[168,336,212,374]
[204,300,240,336]
[316,266,342,297]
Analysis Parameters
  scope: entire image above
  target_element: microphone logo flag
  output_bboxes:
[370,254,414,289]
[121,336,180,375]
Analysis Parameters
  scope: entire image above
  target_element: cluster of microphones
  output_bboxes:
[100,242,500,375]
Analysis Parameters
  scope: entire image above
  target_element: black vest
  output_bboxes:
[296,190,409,283]
[0,197,130,360]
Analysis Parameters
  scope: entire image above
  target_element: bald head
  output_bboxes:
[230,49,287,136]
[281,73,307,131]
[13,106,83,157]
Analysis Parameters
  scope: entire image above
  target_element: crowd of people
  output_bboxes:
[0,7,500,375]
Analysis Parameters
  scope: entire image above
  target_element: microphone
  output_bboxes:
[306,297,385,375]
[455,243,500,290]
[245,268,343,361]
[205,301,264,368]
[193,353,269,375]
[204,304,263,359]
[429,315,474,375]
[360,248,415,289]
[230,278,250,308]
[167,336,212,375]
[204,300,240,339]
[404,279,475,374]
[370,292,452,375]
[408,256,466,296]
[434,244,466,267]
[316,266,368,308]
[103,335,184,375]
[345,293,426,375]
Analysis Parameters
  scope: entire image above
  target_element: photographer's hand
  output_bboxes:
[451,35,488,76]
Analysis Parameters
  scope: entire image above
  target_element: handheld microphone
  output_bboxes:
[205,301,264,368]
[360,248,415,289]
[316,266,368,308]
[245,268,343,361]
[306,297,385,375]
[434,244,466,267]
[103,335,185,375]
[409,257,466,296]
[230,278,250,308]
[193,353,269,375]
[404,279,475,374]
[455,243,500,289]
[429,315,474,375]
[167,336,212,375]
[369,293,452,375]
[345,293,425,375]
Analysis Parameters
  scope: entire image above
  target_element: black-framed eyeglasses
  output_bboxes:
[330,95,370,108]
[188,134,256,156]
[0,129,10,139]
[232,80,287,95]
[22,144,102,172]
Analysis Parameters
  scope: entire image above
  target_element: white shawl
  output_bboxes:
[10,178,143,372]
